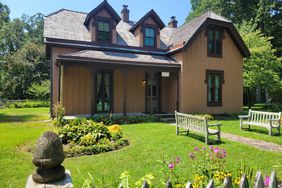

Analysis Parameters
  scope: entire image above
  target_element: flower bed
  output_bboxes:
[58,119,129,157]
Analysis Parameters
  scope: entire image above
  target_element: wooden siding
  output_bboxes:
[113,69,145,113]
[161,72,177,113]
[177,27,243,114]
[62,66,91,115]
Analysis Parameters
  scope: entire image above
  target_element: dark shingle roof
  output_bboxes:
[58,50,179,67]
[129,9,166,32]
[44,9,250,57]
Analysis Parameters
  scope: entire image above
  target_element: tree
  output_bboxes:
[0,2,10,28]
[239,22,282,106]
[1,42,50,99]
[21,13,44,44]
[28,80,50,100]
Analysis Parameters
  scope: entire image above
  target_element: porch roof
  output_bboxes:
[58,50,180,68]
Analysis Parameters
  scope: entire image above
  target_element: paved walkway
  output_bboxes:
[221,132,282,153]
[170,123,282,153]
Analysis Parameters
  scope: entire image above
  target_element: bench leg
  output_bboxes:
[205,134,208,145]
[278,126,280,136]
[269,127,272,136]
[217,133,221,143]
[240,119,242,130]
[176,126,179,135]
[186,129,189,135]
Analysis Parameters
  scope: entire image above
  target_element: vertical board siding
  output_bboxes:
[161,72,177,113]
[177,27,243,114]
[63,66,91,115]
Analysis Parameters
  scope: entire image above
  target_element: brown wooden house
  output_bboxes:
[44,0,250,116]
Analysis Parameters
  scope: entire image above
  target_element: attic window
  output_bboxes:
[144,27,156,47]
[97,20,111,42]
[207,28,223,57]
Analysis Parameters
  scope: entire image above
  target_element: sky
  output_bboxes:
[2,0,191,26]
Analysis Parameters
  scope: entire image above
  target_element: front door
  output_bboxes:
[146,72,161,114]
[96,71,113,113]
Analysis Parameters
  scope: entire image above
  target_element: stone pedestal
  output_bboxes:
[25,169,73,188]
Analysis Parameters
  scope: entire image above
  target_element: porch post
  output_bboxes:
[176,72,180,112]
[57,61,61,103]
[122,69,128,116]
[149,71,155,115]
[90,67,97,115]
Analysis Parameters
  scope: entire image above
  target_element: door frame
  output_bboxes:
[145,72,161,114]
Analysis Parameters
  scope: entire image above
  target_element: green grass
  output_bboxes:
[0,108,281,187]
[0,107,49,122]
[219,119,282,145]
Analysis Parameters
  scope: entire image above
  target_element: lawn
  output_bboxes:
[0,107,281,187]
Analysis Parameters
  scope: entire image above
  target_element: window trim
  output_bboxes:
[142,24,157,48]
[95,17,113,43]
[206,70,224,107]
[206,27,224,58]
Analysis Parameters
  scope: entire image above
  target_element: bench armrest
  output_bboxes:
[269,119,281,122]
[239,115,249,119]
[208,123,221,127]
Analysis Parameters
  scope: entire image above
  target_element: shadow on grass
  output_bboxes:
[177,131,224,145]
[0,113,43,123]
[242,127,281,137]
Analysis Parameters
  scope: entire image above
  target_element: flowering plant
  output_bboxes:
[188,145,229,187]
[159,155,182,186]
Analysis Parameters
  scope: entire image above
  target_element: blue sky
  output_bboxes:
[2,0,191,26]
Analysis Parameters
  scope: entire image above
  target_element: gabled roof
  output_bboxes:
[130,9,165,32]
[168,11,250,57]
[84,0,121,28]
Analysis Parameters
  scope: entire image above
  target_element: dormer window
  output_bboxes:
[144,27,156,47]
[97,19,111,42]
[207,28,223,57]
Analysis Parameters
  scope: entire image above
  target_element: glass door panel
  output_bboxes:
[96,71,112,113]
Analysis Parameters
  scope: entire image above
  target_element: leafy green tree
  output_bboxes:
[21,13,44,44]
[240,22,282,105]
[0,2,10,28]
[1,42,50,99]
[28,80,50,100]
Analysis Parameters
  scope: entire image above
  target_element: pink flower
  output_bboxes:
[264,176,270,186]
[194,146,199,151]
[189,152,196,160]
[175,157,181,163]
[168,163,174,169]
[221,149,227,158]
[213,147,220,153]
[209,145,214,150]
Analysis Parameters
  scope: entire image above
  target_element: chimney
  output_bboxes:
[121,5,129,22]
[168,16,178,28]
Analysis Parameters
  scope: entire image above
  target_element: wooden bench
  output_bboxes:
[239,109,281,136]
[175,111,221,144]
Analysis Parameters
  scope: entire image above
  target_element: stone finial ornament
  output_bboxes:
[32,131,66,183]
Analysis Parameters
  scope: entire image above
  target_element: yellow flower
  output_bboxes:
[234,177,241,185]
[108,124,122,133]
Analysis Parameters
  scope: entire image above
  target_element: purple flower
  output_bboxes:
[264,176,270,186]
[189,152,196,160]
[221,149,227,158]
[209,145,214,150]
[194,146,199,151]
[168,163,174,169]
[175,157,181,163]
[202,146,206,150]
[213,147,220,153]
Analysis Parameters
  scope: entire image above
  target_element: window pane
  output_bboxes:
[208,74,213,103]
[215,74,220,103]
[97,31,110,41]
[98,21,110,32]
[145,37,155,47]
[145,28,155,37]
[215,31,221,55]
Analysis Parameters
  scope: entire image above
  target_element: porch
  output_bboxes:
[56,50,180,116]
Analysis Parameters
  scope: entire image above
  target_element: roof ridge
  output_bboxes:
[45,8,87,17]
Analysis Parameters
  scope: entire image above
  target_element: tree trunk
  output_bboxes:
[247,87,252,109]
[265,88,270,105]
[256,86,261,103]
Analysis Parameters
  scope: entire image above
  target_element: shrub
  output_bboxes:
[27,80,50,100]
[58,119,128,157]
[53,102,65,126]
[2,100,50,108]
[192,113,214,121]
[90,115,160,125]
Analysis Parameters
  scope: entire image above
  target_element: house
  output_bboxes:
[44,0,250,116]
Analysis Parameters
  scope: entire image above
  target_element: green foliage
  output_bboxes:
[53,103,65,127]
[192,113,214,121]
[90,115,160,125]
[0,2,10,29]
[3,100,50,108]
[239,22,282,90]
[27,80,50,100]
[58,119,128,157]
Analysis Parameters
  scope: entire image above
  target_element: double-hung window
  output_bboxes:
[206,70,224,106]
[207,28,222,57]
[97,20,111,42]
[144,27,156,47]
